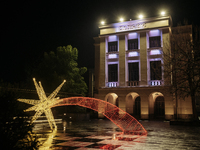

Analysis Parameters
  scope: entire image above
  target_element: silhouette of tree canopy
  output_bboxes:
[32,45,87,96]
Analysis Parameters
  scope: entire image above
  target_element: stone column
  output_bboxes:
[140,95,149,119]
[94,37,100,93]
[118,95,126,118]
[99,37,106,87]
[164,95,174,120]
[140,32,148,86]
[118,35,126,86]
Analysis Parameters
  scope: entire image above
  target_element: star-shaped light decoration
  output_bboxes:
[18,78,66,130]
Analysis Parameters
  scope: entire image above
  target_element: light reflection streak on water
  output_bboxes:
[63,120,67,133]
[34,120,200,149]
[34,119,62,123]
[39,128,57,150]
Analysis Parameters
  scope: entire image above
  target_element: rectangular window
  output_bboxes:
[108,41,118,52]
[128,62,139,81]
[150,61,162,80]
[108,64,118,82]
[149,36,161,48]
[128,39,138,50]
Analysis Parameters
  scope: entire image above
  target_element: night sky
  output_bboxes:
[1,0,200,83]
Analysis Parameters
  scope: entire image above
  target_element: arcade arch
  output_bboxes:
[105,93,119,107]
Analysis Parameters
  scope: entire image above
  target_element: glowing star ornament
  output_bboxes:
[18,78,66,130]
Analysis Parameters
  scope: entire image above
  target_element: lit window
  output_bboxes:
[128,52,138,57]
[150,50,161,55]
[108,54,118,59]
[128,33,138,39]
[149,30,160,37]
[108,35,117,42]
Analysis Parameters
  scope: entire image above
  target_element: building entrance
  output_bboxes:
[135,96,141,118]
[154,96,165,119]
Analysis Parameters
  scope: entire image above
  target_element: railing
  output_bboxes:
[149,80,163,86]
[106,81,164,87]
[127,81,140,86]
[106,82,118,87]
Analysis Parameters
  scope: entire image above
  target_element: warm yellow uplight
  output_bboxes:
[101,21,105,25]
[120,18,124,22]
[161,11,166,16]
[138,14,143,19]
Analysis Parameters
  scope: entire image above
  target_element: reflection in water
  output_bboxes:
[34,120,200,149]
[63,120,67,133]
[39,128,57,150]
[112,133,117,140]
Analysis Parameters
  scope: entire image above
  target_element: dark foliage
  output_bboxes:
[31,45,87,96]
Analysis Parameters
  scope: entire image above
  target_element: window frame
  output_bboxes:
[150,60,162,80]
[108,41,118,52]
[128,62,139,81]
[149,36,161,48]
[108,64,118,82]
[128,39,138,50]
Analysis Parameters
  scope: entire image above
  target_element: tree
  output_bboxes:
[164,25,200,120]
[32,45,87,96]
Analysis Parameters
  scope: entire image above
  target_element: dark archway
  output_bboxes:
[154,96,165,119]
[52,97,147,135]
[135,96,141,118]
[116,98,119,107]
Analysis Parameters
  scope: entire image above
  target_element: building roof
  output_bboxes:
[99,16,172,36]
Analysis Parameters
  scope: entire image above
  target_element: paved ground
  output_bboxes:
[33,119,200,150]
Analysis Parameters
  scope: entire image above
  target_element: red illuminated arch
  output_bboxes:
[52,97,147,135]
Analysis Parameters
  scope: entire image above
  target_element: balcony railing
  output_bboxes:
[127,81,140,86]
[106,80,164,87]
[106,82,118,87]
[149,80,163,86]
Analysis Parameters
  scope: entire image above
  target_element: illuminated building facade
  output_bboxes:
[94,16,193,120]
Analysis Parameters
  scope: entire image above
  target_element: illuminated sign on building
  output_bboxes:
[100,17,170,35]
[119,23,146,31]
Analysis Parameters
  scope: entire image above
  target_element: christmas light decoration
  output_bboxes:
[18,78,66,130]
[18,79,147,135]
[52,97,148,135]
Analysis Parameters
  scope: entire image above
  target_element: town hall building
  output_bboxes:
[93,16,193,120]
